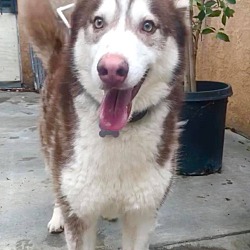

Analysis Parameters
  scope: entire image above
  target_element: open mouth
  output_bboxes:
[99,70,149,131]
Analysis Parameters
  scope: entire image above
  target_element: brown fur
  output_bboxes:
[151,0,186,167]
[156,84,184,167]
[70,0,100,44]
[19,0,67,70]
[39,45,85,245]
[20,0,80,210]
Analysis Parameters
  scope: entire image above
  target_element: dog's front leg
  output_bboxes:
[122,210,156,250]
[64,215,97,250]
[47,201,65,233]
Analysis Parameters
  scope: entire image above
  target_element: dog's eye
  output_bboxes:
[93,17,104,29]
[142,20,156,34]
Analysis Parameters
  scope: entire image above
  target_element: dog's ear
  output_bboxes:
[175,0,189,9]
[175,0,190,28]
[19,0,67,70]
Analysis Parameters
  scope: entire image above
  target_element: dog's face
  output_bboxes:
[71,0,187,131]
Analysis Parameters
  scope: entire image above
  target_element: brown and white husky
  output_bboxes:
[21,0,188,249]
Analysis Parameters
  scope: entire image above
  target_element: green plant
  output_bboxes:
[185,0,236,92]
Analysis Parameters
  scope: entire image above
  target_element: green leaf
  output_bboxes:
[202,27,215,34]
[216,32,230,42]
[197,2,204,11]
[208,10,221,17]
[219,0,225,8]
[222,14,227,25]
[198,10,206,21]
[205,0,216,7]
[226,0,236,4]
[205,8,213,15]
[224,7,235,17]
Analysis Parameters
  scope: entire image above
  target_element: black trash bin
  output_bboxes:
[178,81,233,176]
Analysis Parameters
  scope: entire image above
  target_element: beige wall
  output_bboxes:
[196,0,250,137]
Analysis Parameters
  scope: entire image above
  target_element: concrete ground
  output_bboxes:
[0,92,250,250]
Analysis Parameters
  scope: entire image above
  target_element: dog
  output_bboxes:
[22,0,188,249]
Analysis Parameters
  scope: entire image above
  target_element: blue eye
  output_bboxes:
[94,17,104,29]
[142,20,156,33]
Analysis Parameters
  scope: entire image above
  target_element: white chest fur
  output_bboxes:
[61,94,174,219]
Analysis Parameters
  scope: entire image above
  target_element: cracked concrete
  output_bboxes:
[0,92,250,250]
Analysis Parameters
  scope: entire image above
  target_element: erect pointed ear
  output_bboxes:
[175,0,189,9]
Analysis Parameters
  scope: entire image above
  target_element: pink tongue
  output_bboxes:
[99,89,133,131]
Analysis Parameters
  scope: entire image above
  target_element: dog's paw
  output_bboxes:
[47,206,64,234]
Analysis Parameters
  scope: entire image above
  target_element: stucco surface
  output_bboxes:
[196,0,250,137]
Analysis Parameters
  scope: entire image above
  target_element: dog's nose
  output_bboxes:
[97,54,129,88]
